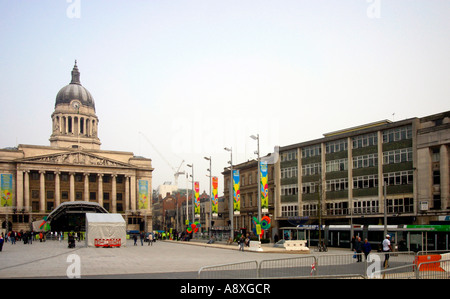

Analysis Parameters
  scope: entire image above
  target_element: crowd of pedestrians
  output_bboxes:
[0,230,49,251]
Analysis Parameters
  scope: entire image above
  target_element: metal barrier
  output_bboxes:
[258,256,316,278]
[372,264,418,279]
[197,251,450,279]
[316,253,367,277]
[198,260,258,279]
[416,259,450,279]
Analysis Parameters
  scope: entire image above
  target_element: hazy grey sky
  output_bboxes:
[1,1,449,195]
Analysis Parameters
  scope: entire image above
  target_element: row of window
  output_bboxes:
[280,166,298,179]
[326,158,347,173]
[280,150,298,162]
[326,139,348,154]
[281,196,415,217]
[280,184,299,196]
[291,126,413,159]
[383,148,413,164]
[286,147,411,177]
[282,171,414,195]
[31,190,124,201]
[30,172,125,184]
[352,132,378,149]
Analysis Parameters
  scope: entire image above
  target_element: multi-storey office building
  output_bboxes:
[275,111,449,237]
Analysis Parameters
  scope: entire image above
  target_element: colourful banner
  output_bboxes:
[212,176,218,218]
[1,174,13,207]
[260,161,269,213]
[138,180,148,209]
[194,181,200,218]
[233,170,240,215]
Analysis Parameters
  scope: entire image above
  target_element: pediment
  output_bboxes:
[19,151,132,168]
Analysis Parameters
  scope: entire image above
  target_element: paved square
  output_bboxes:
[0,239,318,279]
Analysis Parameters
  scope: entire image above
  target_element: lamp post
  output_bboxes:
[384,181,387,238]
[175,171,185,230]
[224,147,234,241]
[250,134,261,241]
[187,163,195,226]
[204,156,212,238]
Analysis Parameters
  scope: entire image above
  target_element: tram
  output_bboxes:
[280,224,450,252]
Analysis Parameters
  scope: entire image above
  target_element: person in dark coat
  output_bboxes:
[354,236,363,262]
[362,238,372,261]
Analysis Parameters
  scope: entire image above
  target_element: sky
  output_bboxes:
[0,0,449,196]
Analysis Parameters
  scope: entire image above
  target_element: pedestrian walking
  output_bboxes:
[238,235,245,251]
[382,234,392,268]
[354,236,363,262]
[362,238,372,261]
[133,234,138,246]
[10,231,16,244]
[140,231,145,246]
[148,232,153,246]
[0,234,4,252]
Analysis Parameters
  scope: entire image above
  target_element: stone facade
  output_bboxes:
[0,62,153,233]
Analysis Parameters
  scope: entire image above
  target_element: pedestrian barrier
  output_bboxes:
[248,241,263,252]
[258,256,316,278]
[198,260,258,279]
[197,251,450,279]
[416,260,450,279]
[282,240,309,251]
[372,264,418,279]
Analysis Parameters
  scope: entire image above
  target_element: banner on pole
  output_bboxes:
[1,174,13,207]
[260,161,269,213]
[138,180,149,210]
[212,176,218,218]
[194,182,200,218]
[233,170,240,215]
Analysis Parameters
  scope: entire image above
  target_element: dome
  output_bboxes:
[55,61,95,110]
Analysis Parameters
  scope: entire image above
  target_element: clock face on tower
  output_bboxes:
[72,101,80,110]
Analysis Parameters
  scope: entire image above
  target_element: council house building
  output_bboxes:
[0,62,153,233]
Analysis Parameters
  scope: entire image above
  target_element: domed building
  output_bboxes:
[50,61,100,149]
[0,62,153,233]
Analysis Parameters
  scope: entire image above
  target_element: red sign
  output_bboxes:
[94,238,122,247]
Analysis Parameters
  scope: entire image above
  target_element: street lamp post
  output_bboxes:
[187,163,195,226]
[175,171,186,229]
[250,134,261,241]
[384,182,387,238]
[224,147,234,241]
[204,156,212,238]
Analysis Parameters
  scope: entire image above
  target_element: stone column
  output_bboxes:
[55,171,61,207]
[125,175,130,212]
[377,131,385,213]
[84,173,90,201]
[69,172,75,202]
[111,174,117,213]
[130,175,136,211]
[441,145,449,210]
[16,170,23,210]
[98,173,103,207]
[347,136,353,216]
[39,170,46,213]
[24,170,30,212]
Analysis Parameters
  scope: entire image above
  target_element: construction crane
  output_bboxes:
[138,131,184,186]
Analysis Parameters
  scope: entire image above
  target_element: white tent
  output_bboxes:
[85,213,126,248]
